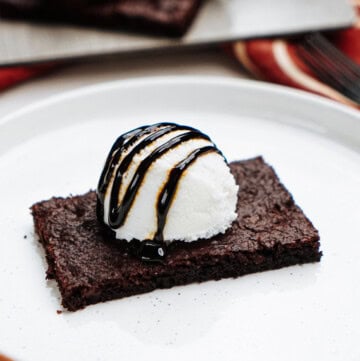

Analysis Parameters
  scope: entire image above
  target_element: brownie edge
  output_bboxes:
[0,0,203,37]
[31,157,321,311]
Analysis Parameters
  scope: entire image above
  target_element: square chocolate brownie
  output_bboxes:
[0,0,203,36]
[31,157,321,311]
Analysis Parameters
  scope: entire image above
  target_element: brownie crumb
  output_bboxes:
[56,310,63,315]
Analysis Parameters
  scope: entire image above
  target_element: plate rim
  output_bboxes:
[1,76,359,126]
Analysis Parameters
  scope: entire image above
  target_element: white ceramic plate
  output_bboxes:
[0,77,359,361]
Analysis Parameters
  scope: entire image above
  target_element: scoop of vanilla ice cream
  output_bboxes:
[162,151,238,241]
[97,123,238,243]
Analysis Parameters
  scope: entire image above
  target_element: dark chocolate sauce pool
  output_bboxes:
[97,123,222,262]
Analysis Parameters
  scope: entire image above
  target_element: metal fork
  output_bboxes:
[296,32,360,104]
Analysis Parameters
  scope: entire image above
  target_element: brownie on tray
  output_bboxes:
[0,0,203,37]
[31,157,321,311]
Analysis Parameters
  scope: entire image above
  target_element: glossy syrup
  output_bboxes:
[97,123,222,262]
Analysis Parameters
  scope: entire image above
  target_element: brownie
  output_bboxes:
[0,0,203,37]
[31,157,321,311]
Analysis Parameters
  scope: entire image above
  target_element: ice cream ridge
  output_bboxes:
[97,123,239,262]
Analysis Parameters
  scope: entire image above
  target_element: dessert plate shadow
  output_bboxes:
[0,77,359,361]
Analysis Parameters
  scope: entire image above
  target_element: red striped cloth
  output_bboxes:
[0,4,359,109]
[228,3,360,108]
[0,63,57,92]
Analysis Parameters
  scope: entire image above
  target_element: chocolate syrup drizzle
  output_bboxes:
[97,123,223,262]
[155,145,220,242]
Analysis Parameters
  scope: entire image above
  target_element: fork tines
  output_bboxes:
[297,32,360,104]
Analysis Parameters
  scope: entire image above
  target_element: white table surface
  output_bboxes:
[0,48,250,119]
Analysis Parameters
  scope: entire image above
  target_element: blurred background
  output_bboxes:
[0,0,358,113]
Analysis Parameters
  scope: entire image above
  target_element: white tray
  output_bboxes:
[0,0,355,65]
